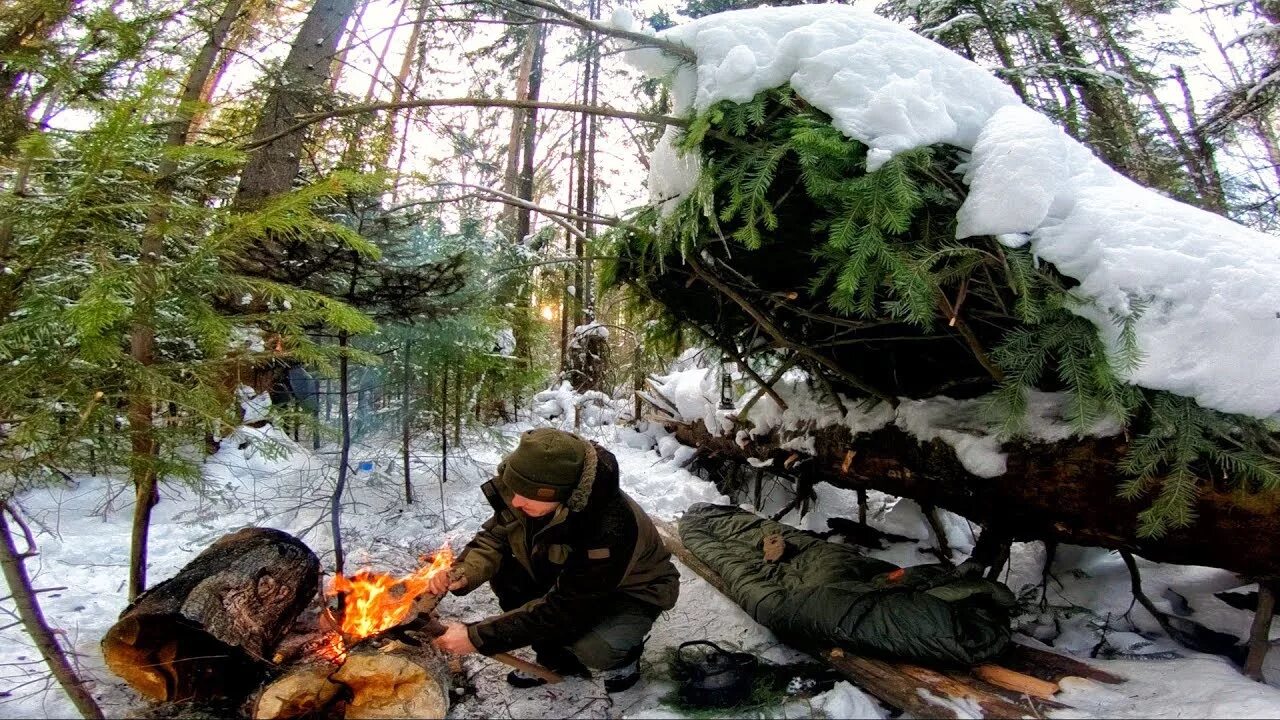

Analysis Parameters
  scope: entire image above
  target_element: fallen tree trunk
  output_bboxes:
[671,420,1280,580]
[650,515,1103,718]
[102,527,320,702]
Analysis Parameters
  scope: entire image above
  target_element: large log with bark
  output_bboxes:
[672,419,1280,580]
[102,527,320,703]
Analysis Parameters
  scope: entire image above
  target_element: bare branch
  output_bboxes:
[497,0,697,62]
[238,98,686,153]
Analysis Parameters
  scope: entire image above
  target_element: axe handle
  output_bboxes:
[492,653,564,685]
[422,615,564,684]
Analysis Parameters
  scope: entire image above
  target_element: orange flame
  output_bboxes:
[322,545,454,660]
[315,631,348,664]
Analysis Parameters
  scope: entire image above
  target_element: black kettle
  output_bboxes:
[672,640,759,708]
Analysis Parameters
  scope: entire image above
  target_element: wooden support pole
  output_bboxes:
[1244,583,1276,681]
[402,338,413,505]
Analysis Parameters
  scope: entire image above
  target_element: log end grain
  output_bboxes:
[332,651,448,719]
[253,664,343,720]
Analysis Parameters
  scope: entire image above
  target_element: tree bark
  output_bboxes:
[514,21,547,246]
[969,0,1029,102]
[672,420,1280,579]
[235,0,359,206]
[103,527,320,703]
[0,503,104,719]
[500,20,540,236]
[1244,583,1276,681]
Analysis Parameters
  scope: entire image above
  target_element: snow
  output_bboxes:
[659,364,1117,479]
[569,322,610,349]
[649,367,720,433]
[493,327,516,357]
[628,4,1280,420]
[235,384,272,424]
[811,681,885,718]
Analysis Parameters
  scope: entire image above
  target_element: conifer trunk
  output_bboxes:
[500,21,540,235]
[128,0,247,601]
[0,503,105,719]
[514,23,546,246]
[969,0,1029,102]
[1173,65,1227,211]
[235,0,359,206]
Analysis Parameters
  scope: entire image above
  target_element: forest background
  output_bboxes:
[1,0,1278,716]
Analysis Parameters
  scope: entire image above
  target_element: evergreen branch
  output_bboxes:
[688,253,896,406]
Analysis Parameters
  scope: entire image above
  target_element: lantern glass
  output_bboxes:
[719,359,736,410]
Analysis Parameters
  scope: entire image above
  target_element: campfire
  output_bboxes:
[317,545,455,663]
[102,528,459,720]
[255,545,458,720]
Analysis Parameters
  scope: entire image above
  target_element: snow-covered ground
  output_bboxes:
[1,402,1279,718]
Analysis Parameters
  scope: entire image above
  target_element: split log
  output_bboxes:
[102,527,320,702]
[672,419,1280,579]
[651,515,1082,718]
[254,633,451,720]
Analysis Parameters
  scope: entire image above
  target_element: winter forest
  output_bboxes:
[2,0,1280,717]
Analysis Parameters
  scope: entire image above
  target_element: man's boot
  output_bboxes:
[598,643,643,693]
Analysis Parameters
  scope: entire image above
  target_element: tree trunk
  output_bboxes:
[127,0,247,605]
[514,22,547,247]
[102,527,320,703]
[333,331,351,574]
[0,503,104,719]
[672,420,1280,579]
[235,0,359,206]
[1244,583,1277,681]
[1173,65,1227,211]
[969,0,1029,102]
[500,22,540,236]
[403,339,413,504]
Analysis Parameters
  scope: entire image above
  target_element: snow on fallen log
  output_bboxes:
[670,417,1280,579]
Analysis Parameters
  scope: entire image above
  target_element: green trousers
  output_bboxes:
[491,561,660,670]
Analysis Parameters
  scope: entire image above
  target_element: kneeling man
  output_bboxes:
[432,428,680,692]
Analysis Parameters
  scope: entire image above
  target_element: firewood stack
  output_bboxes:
[102,529,456,720]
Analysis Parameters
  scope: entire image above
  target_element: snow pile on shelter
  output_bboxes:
[624,4,1280,419]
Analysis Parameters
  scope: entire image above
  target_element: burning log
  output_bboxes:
[253,549,458,720]
[254,634,451,720]
[102,527,320,703]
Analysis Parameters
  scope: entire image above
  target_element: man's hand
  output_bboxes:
[428,569,466,596]
[433,622,476,655]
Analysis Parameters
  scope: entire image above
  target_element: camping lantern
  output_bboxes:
[719,358,736,410]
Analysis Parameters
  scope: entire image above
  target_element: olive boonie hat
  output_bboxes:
[501,428,586,503]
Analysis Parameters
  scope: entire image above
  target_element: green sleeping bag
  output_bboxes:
[679,503,1016,666]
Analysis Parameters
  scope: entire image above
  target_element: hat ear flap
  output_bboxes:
[566,441,597,512]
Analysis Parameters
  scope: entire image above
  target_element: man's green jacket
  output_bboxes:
[452,439,680,655]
